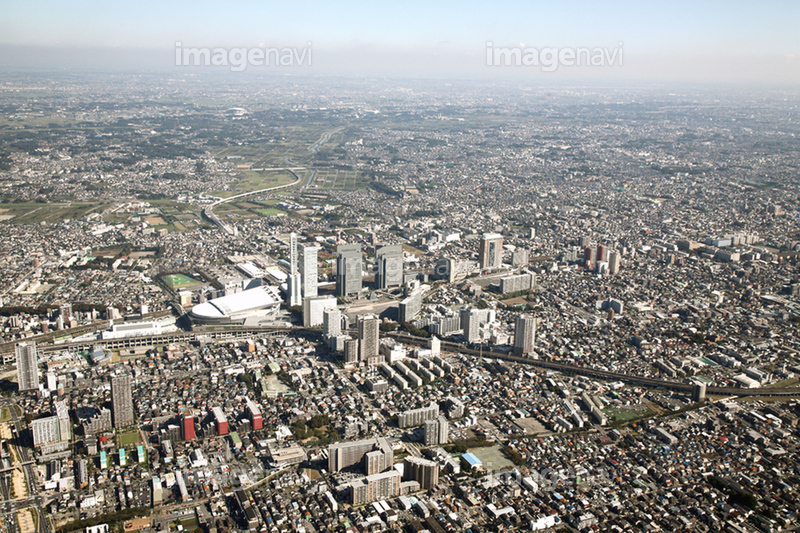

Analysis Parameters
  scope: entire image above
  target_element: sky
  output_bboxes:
[0,0,798,84]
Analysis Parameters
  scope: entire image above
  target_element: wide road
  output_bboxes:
[0,399,50,533]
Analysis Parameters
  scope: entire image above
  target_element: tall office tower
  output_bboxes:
[336,244,362,297]
[15,341,39,391]
[583,246,596,269]
[358,314,380,362]
[181,414,195,440]
[513,314,537,356]
[375,244,404,289]
[289,232,298,273]
[578,236,591,248]
[287,233,302,306]
[608,250,621,275]
[111,374,134,428]
[300,244,319,298]
[287,273,302,307]
[460,307,480,343]
[323,307,343,338]
[479,233,504,270]
[59,303,72,321]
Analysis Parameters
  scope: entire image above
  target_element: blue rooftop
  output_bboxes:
[462,452,482,467]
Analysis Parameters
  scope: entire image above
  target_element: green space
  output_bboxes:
[161,273,202,289]
[178,517,201,533]
[309,169,370,191]
[468,445,514,471]
[769,378,800,388]
[0,202,108,224]
[604,406,653,423]
[207,170,296,198]
[257,208,284,216]
[0,406,10,422]
[117,430,140,447]
[291,414,340,445]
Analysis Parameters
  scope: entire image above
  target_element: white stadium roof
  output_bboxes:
[190,286,280,320]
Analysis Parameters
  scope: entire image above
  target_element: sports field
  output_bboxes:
[118,430,140,447]
[161,273,202,289]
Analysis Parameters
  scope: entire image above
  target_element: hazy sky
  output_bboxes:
[1,0,798,84]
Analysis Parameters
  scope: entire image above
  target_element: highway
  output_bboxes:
[201,168,304,236]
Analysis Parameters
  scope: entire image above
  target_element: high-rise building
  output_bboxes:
[15,341,39,392]
[436,256,456,283]
[375,244,404,289]
[358,314,380,362]
[323,307,343,338]
[303,295,338,327]
[403,456,439,490]
[429,336,441,357]
[608,250,621,275]
[424,416,449,446]
[300,244,319,298]
[245,398,263,430]
[111,374,134,428]
[479,233,504,270]
[328,436,393,473]
[460,307,480,343]
[344,339,360,363]
[181,414,195,440]
[287,273,302,307]
[583,246,596,269]
[597,243,608,262]
[692,383,707,402]
[31,400,70,450]
[513,315,537,356]
[398,288,424,324]
[348,470,401,505]
[511,248,529,266]
[287,233,302,306]
[335,244,362,297]
[212,407,228,435]
[398,403,439,428]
